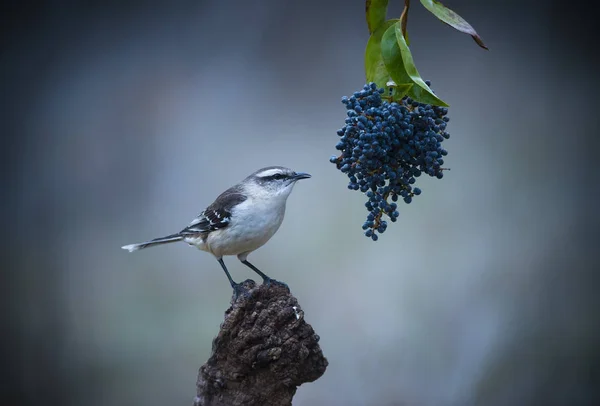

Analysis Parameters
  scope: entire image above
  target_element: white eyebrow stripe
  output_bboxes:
[255,168,284,178]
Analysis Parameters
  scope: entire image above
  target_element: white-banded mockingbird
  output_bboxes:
[121,166,311,291]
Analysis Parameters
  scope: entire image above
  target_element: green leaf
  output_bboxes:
[381,21,448,106]
[365,19,396,89]
[419,0,488,49]
[366,0,389,34]
[389,82,414,100]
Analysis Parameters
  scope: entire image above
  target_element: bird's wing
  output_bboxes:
[179,186,247,235]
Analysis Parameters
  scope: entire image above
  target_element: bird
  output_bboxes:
[121,166,311,292]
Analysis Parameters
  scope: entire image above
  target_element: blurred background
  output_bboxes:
[2,0,599,405]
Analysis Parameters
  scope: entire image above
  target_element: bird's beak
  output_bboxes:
[292,172,311,181]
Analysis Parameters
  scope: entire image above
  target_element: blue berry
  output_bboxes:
[330,81,450,240]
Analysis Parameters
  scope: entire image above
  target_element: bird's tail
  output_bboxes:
[121,233,184,252]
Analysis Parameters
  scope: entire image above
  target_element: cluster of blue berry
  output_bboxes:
[330,82,450,240]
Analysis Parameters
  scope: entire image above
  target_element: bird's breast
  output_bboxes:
[230,198,286,238]
[205,198,286,257]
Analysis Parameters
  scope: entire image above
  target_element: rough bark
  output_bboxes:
[193,279,328,406]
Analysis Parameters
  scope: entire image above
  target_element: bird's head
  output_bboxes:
[245,166,311,200]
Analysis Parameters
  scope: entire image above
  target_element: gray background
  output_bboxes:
[3,0,598,405]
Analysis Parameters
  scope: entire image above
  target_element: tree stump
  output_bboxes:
[193,280,328,406]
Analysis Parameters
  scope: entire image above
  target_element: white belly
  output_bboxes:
[187,197,286,258]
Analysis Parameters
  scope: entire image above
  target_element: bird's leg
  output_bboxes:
[241,260,270,282]
[217,258,244,298]
[217,258,237,287]
[241,260,289,290]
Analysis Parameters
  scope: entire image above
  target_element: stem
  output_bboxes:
[400,0,410,42]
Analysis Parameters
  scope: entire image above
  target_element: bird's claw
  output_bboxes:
[232,283,247,300]
[262,277,290,291]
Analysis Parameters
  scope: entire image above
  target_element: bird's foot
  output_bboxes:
[262,277,290,291]
[232,283,247,300]
[230,279,257,301]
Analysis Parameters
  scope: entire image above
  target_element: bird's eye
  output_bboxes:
[261,172,288,181]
